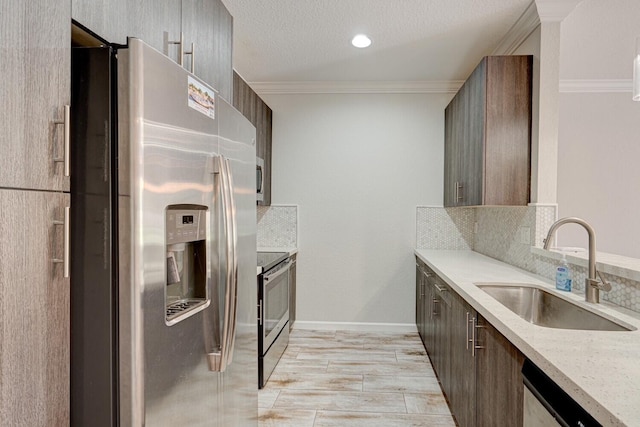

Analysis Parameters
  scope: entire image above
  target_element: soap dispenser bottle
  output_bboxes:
[555,253,572,291]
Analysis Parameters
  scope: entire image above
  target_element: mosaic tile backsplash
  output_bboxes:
[257,205,297,248]
[416,205,640,313]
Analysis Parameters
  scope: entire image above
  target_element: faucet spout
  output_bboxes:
[543,217,610,303]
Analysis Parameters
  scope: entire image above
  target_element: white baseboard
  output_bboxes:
[292,321,418,333]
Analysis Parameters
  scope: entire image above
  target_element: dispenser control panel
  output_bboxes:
[166,210,207,244]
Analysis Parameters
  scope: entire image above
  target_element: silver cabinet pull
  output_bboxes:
[163,32,195,73]
[258,300,263,326]
[53,105,70,177]
[434,282,447,293]
[184,42,195,74]
[52,206,70,278]
[465,311,470,350]
[164,31,185,66]
[456,182,463,202]
[471,317,485,357]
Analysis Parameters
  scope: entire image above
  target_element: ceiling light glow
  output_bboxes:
[351,34,372,48]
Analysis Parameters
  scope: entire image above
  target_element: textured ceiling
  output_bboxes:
[222,0,533,84]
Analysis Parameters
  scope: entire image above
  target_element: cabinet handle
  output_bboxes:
[432,298,439,317]
[164,31,185,66]
[52,206,70,278]
[258,300,263,326]
[472,317,485,357]
[184,42,195,74]
[53,105,70,177]
[456,182,464,202]
[465,311,470,350]
[420,282,424,298]
[434,282,447,293]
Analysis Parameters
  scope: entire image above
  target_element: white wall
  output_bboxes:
[557,0,640,257]
[261,93,448,326]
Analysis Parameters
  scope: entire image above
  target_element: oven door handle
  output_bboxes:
[263,260,291,282]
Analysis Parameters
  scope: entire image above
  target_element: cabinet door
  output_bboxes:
[1,0,70,192]
[422,272,436,355]
[137,0,182,53]
[71,0,130,44]
[449,295,477,427]
[475,314,525,427]
[415,263,423,340]
[72,0,181,54]
[182,0,233,101]
[432,279,451,393]
[0,189,70,425]
[484,56,532,205]
[261,103,273,206]
[443,102,456,207]
[459,57,485,206]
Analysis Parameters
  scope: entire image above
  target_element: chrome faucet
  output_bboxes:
[543,217,611,303]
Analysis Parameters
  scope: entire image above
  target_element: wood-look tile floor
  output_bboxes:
[258,329,456,427]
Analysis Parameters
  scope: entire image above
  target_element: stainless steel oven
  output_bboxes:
[258,256,290,388]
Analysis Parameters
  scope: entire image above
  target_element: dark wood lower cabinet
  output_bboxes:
[414,257,524,427]
[449,294,477,427]
[475,314,525,427]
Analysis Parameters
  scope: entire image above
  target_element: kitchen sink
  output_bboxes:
[475,283,634,331]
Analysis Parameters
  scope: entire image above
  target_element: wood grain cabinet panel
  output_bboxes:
[448,294,477,427]
[415,259,525,427]
[71,0,133,44]
[72,0,232,100]
[72,0,182,53]
[476,314,525,427]
[232,71,273,206]
[0,0,71,192]
[0,190,70,425]
[182,0,233,101]
[444,55,532,207]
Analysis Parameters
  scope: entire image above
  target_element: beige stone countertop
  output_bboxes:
[414,249,640,427]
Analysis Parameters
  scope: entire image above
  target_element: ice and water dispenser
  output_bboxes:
[165,205,209,325]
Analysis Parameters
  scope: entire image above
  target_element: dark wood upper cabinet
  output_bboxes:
[232,71,273,206]
[182,0,233,101]
[444,55,532,207]
[71,0,233,101]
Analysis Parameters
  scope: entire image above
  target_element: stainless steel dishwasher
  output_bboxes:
[522,359,602,427]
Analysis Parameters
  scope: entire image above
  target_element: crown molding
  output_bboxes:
[534,0,583,22]
[559,79,633,93]
[250,80,465,95]
[492,1,540,55]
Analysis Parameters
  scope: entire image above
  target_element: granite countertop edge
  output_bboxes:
[414,249,640,427]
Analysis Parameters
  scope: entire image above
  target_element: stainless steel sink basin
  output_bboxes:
[475,283,634,331]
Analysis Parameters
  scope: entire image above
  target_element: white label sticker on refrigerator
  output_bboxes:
[187,76,215,119]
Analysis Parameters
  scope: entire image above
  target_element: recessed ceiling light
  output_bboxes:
[351,34,372,48]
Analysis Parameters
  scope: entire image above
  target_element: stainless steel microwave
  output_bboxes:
[256,156,264,203]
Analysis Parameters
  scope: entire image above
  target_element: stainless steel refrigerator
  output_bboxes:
[71,38,257,426]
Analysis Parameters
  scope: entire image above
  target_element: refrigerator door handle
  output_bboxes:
[207,155,238,372]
